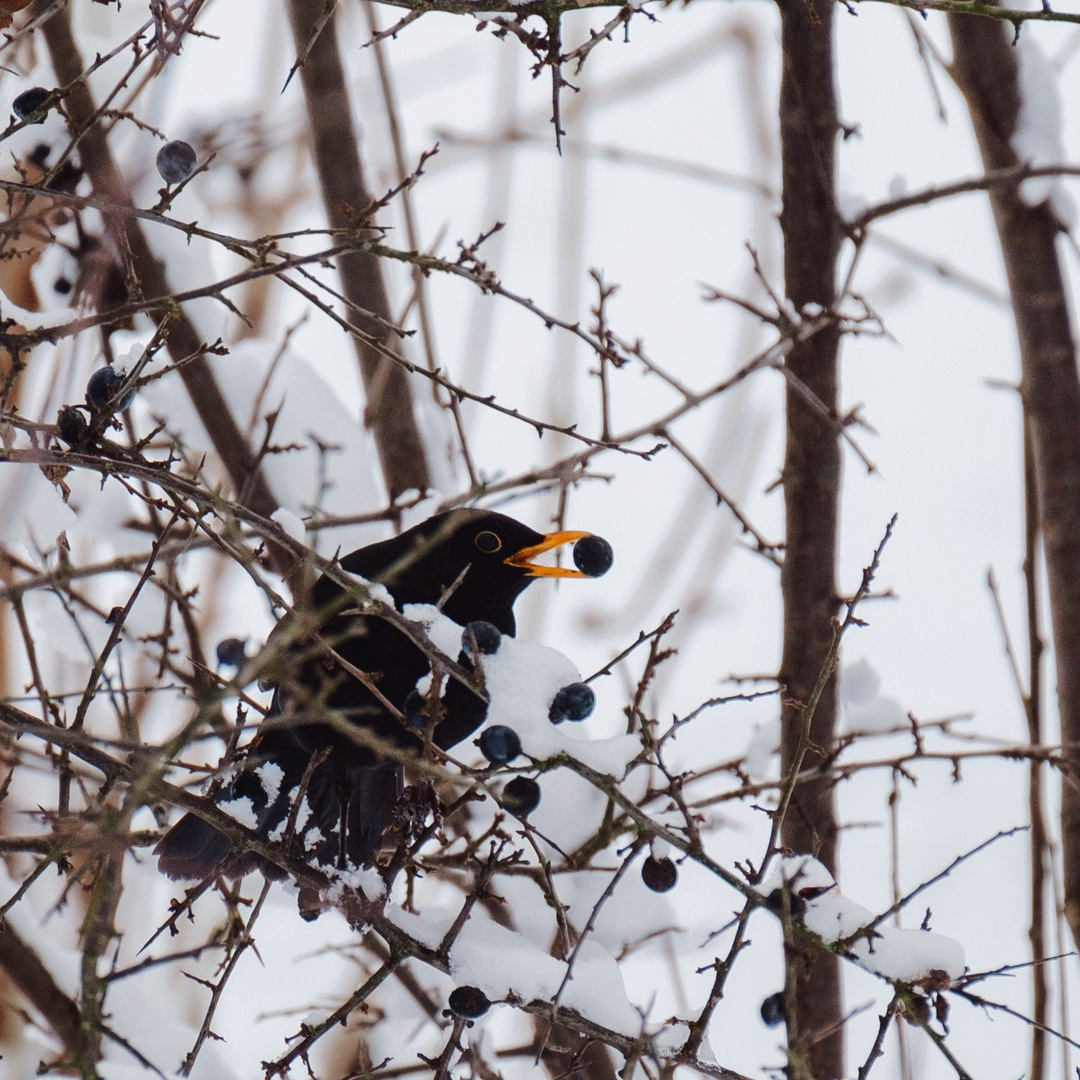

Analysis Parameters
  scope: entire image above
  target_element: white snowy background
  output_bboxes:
[1,1,1078,1078]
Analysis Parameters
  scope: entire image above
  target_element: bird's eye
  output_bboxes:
[475,530,502,553]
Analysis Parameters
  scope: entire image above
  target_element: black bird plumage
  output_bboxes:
[155,508,596,882]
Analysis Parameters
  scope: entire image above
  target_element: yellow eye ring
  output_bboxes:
[475,530,502,553]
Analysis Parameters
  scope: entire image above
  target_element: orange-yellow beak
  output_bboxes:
[504,530,592,578]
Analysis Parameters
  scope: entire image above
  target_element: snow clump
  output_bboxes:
[759,854,966,984]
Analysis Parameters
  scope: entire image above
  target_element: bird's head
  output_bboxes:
[359,508,609,634]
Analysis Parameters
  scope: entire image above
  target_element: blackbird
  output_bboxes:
[155,508,602,881]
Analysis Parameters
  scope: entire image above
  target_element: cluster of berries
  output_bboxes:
[403,535,613,820]
[468,534,677,895]
[445,616,598,819]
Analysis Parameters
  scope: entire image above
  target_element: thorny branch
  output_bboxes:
[0,3,1076,1079]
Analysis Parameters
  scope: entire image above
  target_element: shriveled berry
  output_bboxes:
[215,638,248,668]
[463,620,501,656]
[549,682,594,723]
[478,725,521,764]
[500,776,540,816]
[641,856,677,892]
[56,405,88,446]
[297,887,323,923]
[448,985,490,1019]
[13,87,51,123]
[573,535,613,577]
[156,139,197,185]
[86,366,135,410]
[760,992,786,1028]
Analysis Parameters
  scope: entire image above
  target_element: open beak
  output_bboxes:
[505,530,591,578]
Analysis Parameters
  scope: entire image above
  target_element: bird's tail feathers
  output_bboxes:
[153,813,232,881]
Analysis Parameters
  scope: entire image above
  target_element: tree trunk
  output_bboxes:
[949,11,1080,955]
[776,0,844,1075]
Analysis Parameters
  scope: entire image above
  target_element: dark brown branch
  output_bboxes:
[849,162,1080,234]
[76,850,124,1071]
[768,516,896,877]
[0,702,330,891]
[0,921,85,1059]
[287,0,430,501]
[1022,414,1049,1080]
[852,0,1080,27]
[855,992,900,1080]
[40,5,282,539]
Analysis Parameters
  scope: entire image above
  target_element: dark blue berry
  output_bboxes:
[86,366,135,410]
[641,856,677,892]
[478,725,521,765]
[13,87,51,124]
[760,992,786,1028]
[500,776,540,816]
[548,682,594,723]
[448,985,490,1019]
[462,621,501,656]
[215,638,247,668]
[573,535,613,577]
[404,689,426,728]
[156,140,197,185]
